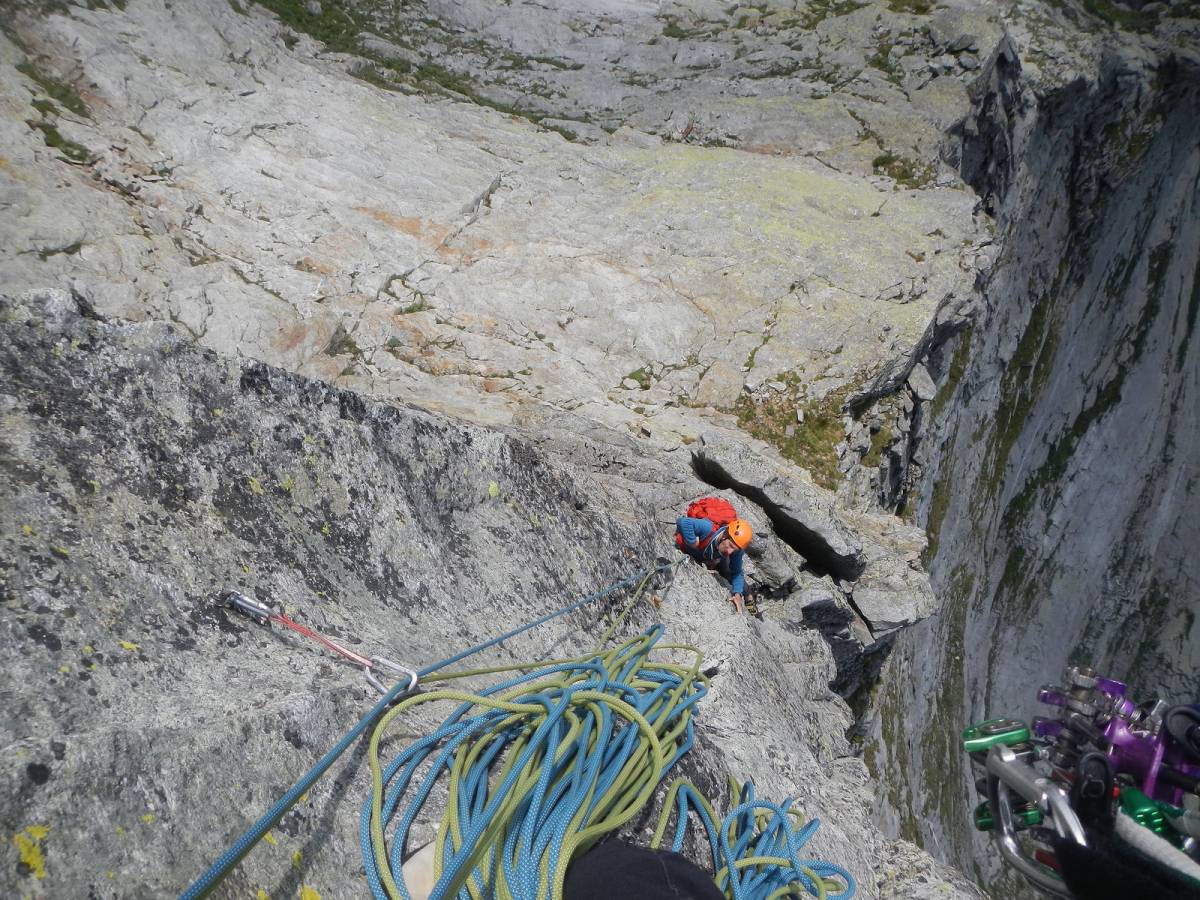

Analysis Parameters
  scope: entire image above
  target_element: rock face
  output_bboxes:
[0,292,981,899]
[867,15,1200,896]
[5,0,1196,896]
[0,9,988,894]
[0,0,989,456]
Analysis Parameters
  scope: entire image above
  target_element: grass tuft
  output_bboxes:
[17,60,89,118]
[733,375,854,489]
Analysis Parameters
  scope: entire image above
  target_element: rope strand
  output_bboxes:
[180,561,676,899]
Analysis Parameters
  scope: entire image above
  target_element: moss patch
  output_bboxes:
[1001,368,1124,533]
[872,152,936,189]
[26,119,91,164]
[323,324,361,359]
[37,241,83,261]
[868,656,923,847]
[1077,0,1161,31]
[977,284,1067,508]
[914,566,976,851]
[253,0,361,52]
[866,41,902,85]
[396,298,431,315]
[17,60,89,118]
[862,420,895,469]
[922,424,957,565]
[1001,243,1167,534]
[252,0,580,135]
[623,367,652,390]
[800,0,867,29]
[733,376,853,489]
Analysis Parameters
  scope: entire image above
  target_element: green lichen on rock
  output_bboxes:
[866,656,923,847]
[1102,578,1180,698]
[1001,240,1168,534]
[1000,370,1123,532]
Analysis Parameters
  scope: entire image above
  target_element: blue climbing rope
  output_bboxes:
[360,625,705,900]
[179,561,675,900]
[361,626,857,900]
[653,779,856,899]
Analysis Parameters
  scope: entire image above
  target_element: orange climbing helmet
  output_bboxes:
[726,519,753,550]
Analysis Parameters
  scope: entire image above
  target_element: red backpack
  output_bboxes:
[674,497,737,551]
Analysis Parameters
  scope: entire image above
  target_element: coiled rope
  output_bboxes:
[653,779,856,900]
[180,561,676,900]
[362,623,856,900]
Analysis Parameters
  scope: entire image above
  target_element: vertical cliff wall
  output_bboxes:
[869,28,1200,892]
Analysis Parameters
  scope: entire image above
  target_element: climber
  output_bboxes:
[676,511,753,614]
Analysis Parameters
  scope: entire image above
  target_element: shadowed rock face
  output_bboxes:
[0,294,983,898]
[869,24,1200,896]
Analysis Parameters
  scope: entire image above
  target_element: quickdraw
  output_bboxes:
[963,664,1200,897]
[222,590,419,697]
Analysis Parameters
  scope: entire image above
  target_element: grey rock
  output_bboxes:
[359,35,423,69]
[948,34,978,54]
[907,364,937,402]
[674,42,732,70]
[0,291,974,898]
[690,431,935,639]
[540,118,609,143]
[8,1,1155,896]
[0,0,987,459]
[692,432,865,576]
[694,361,744,409]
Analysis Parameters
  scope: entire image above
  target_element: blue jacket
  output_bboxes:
[676,516,745,595]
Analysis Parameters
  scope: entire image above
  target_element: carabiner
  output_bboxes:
[365,655,419,698]
[223,590,273,625]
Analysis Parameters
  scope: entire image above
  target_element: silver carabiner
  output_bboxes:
[365,655,419,698]
[984,744,1087,899]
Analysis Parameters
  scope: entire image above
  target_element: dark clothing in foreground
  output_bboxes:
[564,840,725,900]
